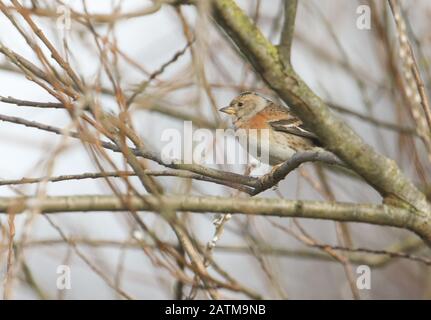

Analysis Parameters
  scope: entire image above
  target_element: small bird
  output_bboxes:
[219,91,322,166]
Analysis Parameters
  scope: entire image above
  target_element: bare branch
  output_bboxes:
[210,0,430,214]
[328,102,418,136]
[0,95,63,108]
[279,0,298,66]
[252,150,348,195]
[0,195,421,235]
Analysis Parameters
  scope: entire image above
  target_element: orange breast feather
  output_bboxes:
[247,113,270,129]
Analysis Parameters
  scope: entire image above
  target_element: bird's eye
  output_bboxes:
[237,102,243,107]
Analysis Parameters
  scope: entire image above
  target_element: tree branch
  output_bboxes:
[0,95,63,108]
[251,149,347,195]
[5,236,426,267]
[0,194,422,233]
[0,113,354,195]
[0,170,253,193]
[328,102,418,136]
[278,0,298,66]
[210,0,430,214]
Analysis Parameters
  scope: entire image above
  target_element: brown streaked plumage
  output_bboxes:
[219,91,322,165]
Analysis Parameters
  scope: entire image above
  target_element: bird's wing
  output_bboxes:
[268,118,321,144]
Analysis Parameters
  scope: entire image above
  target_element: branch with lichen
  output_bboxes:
[207,0,430,235]
[0,194,422,232]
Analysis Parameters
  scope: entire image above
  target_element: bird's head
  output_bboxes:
[219,91,269,121]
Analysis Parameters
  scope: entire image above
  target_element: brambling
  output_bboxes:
[219,91,322,166]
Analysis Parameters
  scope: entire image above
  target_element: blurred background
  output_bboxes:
[0,0,430,299]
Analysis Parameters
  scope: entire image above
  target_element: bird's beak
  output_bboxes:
[219,106,236,115]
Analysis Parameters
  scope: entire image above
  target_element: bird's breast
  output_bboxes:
[235,129,296,165]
